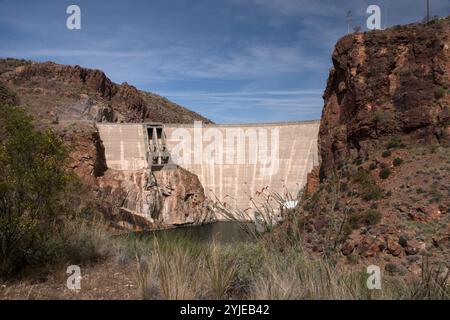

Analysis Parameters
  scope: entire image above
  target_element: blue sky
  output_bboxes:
[0,0,449,123]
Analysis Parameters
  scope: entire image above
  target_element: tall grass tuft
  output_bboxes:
[204,242,238,299]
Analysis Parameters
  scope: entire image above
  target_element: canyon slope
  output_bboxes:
[288,17,450,275]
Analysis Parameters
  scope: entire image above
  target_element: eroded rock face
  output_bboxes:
[0,59,212,124]
[319,18,450,179]
[97,167,214,231]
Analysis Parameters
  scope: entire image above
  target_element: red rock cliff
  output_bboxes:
[319,17,450,179]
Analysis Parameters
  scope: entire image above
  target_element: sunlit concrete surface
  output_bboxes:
[97,124,147,170]
[164,121,319,211]
[97,121,320,211]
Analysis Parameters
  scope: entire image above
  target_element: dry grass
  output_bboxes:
[204,241,238,299]
[129,186,450,301]
[133,234,450,300]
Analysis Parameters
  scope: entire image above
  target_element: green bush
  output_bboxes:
[386,138,406,149]
[362,183,384,200]
[379,168,391,179]
[348,214,361,229]
[369,162,377,170]
[434,86,446,100]
[352,170,384,201]
[416,187,426,194]
[398,236,408,247]
[342,222,353,236]
[352,169,371,185]
[346,209,381,229]
[361,209,382,225]
[393,157,403,166]
[0,105,106,277]
[382,150,392,158]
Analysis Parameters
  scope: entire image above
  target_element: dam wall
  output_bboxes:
[97,121,320,213]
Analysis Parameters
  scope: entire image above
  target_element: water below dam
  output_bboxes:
[134,221,256,243]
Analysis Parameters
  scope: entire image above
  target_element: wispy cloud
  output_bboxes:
[1,0,448,123]
[161,89,324,123]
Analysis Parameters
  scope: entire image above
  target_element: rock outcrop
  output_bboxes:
[97,167,214,231]
[284,18,450,275]
[319,17,450,179]
[0,58,212,124]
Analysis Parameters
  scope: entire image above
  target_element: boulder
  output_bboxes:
[97,166,215,230]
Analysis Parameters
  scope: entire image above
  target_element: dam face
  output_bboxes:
[97,121,319,212]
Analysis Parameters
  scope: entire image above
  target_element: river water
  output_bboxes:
[140,221,256,243]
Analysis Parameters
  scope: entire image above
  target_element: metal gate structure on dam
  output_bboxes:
[97,120,320,213]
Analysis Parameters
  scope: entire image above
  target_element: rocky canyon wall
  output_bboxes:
[319,17,450,179]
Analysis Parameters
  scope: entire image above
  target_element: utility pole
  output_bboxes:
[346,10,352,34]
[426,0,430,23]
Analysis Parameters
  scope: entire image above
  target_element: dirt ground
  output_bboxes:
[0,259,139,300]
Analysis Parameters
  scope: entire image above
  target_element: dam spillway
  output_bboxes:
[97,121,320,213]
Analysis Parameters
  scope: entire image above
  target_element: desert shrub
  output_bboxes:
[386,140,398,149]
[310,190,320,204]
[362,183,384,200]
[416,187,426,194]
[352,170,384,201]
[434,86,446,99]
[352,169,370,184]
[348,214,361,229]
[373,109,384,122]
[385,263,406,275]
[361,209,382,225]
[342,222,353,236]
[0,106,74,276]
[379,168,391,179]
[428,186,443,203]
[393,157,403,166]
[398,236,408,247]
[364,185,383,202]
[0,82,19,106]
[386,137,406,149]
[382,150,392,158]
[369,162,377,170]
[0,105,109,277]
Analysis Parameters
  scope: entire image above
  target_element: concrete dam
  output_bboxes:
[97,121,320,217]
